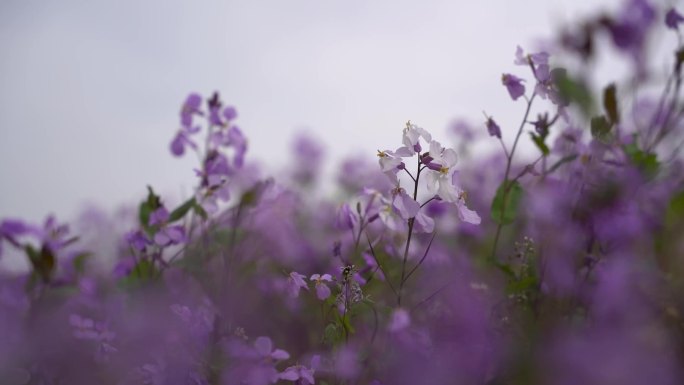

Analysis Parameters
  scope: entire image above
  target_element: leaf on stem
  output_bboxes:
[491,180,524,225]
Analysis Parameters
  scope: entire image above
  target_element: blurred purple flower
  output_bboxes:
[501,73,526,100]
[514,45,550,67]
[485,117,502,139]
[180,93,203,128]
[124,230,151,252]
[0,219,32,257]
[254,336,290,361]
[287,272,308,298]
[388,308,411,332]
[170,130,198,157]
[149,207,186,246]
[665,8,684,30]
[310,273,333,300]
[280,355,319,384]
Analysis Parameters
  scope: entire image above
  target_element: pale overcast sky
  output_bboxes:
[1,0,634,221]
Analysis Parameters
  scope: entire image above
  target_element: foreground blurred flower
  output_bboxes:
[388,308,411,332]
[280,355,320,384]
[665,8,684,30]
[254,336,290,361]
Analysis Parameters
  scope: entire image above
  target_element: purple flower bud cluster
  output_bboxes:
[2,2,684,384]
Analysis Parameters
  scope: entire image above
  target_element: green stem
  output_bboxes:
[491,94,536,261]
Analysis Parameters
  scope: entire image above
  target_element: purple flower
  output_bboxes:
[254,336,290,361]
[124,230,151,251]
[154,226,186,246]
[223,106,238,121]
[514,45,550,67]
[0,219,32,257]
[280,356,319,384]
[287,272,308,298]
[335,203,355,230]
[149,207,186,246]
[180,93,203,128]
[451,172,481,225]
[388,308,411,332]
[170,130,198,157]
[196,174,231,214]
[390,187,420,220]
[485,117,501,139]
[502,73,526,100]
[604,0,655,57]
[666,8,684,30]
[310,274,333,300]
[413,209,435,233]
[39,215,73,253]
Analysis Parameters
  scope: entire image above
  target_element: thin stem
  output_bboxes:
[498,137,510,159]
[397,154,422,306]
[403,168,416,182]
[410,281,455,313]
[403,232,437,283]
[420,196,438,208]
[490,94,536,261]
[366,235,398,297]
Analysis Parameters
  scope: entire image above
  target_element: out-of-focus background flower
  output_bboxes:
[0,0,632,221]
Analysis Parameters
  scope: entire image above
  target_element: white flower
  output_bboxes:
[402,122,432,155]
[423,140,459,202]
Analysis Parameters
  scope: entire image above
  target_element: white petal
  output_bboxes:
[429,140,442,158]
[424,172,439,194]
[458,202,481,225]
[442,148,458,167]
[414,211,435,233]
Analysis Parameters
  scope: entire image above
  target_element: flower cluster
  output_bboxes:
[1,2,684,385]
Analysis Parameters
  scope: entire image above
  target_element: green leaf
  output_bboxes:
[118,259,158,288]
[139,186,162,229]
[547,154,578,174]
[553,69,593,115]
[323,323,343,346]
[666,190,684,226]
[590,115,611,141]
[169,198,196,223]
[506,276,538,295]
[624,142,659,177]
[603,83,619,124]
[240,180,270,208]
[193,202,208,220]
[25,245,55,283]
[530,133,550,156]
[72,252,92,274]
[491,181,524,225]
[341,315,356,335]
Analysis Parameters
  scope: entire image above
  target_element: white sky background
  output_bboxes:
[0,0,638,222]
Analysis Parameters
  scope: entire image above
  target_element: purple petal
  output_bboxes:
[279,368,300,381]
[271,349,290,361]
[254,336,273,356]
[316,283,331,300]
[666,8,684,30]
